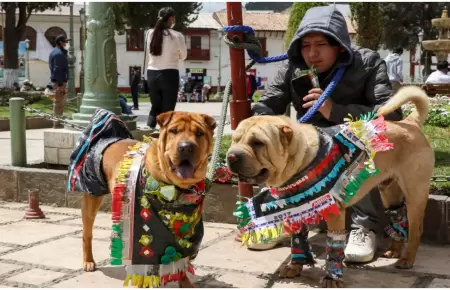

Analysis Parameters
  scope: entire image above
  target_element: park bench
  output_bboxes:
[421,84,450,97]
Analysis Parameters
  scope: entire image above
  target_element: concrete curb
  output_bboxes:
[0,165,448,243]
[0,117,53,131]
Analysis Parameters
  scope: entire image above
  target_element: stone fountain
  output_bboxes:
[422,7,450,61]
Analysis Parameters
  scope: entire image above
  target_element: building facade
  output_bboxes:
[1,5,429,91]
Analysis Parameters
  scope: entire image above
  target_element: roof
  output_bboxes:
[213,11,289,32]
[188,13,222,30]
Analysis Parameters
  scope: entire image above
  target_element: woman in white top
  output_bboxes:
[146,7,187,129]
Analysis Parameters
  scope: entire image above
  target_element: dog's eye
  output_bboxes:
[196,131,204,137]
[251,140,264,148]
[169,128,178,134]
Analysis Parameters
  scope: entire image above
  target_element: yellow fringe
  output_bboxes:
[124,274,161,288]
[240,223,285,246]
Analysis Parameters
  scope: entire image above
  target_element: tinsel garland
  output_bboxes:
[234,113,394,247]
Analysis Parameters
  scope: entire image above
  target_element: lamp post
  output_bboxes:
[24,39,30,81]
[79,6,86,99]
[217,30,222,96]
[418,30,424,82]
[68,3,76,102]
[71,2,136,130]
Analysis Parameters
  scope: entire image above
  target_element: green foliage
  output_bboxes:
[111,2,202,34]
[402,97,450,127]
[349,3,384,51]
[379,3,447,50]
[245,2,293,12]
[284,2,328,50]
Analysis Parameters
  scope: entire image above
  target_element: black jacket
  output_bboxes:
[252,6,402,126]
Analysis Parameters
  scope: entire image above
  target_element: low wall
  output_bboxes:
[0,117,53,131]
[0,165,448,244]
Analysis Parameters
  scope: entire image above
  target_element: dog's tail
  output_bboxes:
[377,85,429,127]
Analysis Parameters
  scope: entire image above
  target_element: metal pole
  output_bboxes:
[226,2,253,200]
[68,3,76,101]
[217,31,222,97]
[9,98,26,167]
[26,46,30,81]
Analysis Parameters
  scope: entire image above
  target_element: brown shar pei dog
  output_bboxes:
[226,86,434,287]
[81,111,216,288]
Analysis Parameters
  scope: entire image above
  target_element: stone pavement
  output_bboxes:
[0,201,450,288]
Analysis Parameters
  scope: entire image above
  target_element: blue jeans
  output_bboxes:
[119,96,132,114]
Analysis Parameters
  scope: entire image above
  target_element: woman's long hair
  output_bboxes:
[149,7,175,56]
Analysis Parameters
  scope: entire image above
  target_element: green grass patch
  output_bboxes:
[0,98,78,119]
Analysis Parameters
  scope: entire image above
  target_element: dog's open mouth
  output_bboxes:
[238,168,269,184]
[171,159,195,179]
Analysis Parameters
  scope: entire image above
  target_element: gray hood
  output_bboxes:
[287,6,353,67]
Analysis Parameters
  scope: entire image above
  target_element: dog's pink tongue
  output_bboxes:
[176,164,194,179]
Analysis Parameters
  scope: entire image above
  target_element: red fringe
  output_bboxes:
[160,266,195,285]
[272,144,340,196]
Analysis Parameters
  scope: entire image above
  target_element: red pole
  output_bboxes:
[226,2,253,201]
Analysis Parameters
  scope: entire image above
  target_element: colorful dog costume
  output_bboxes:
[68,109,207,287]
[234,113,400,281]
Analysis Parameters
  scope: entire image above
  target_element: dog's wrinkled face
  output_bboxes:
[226,116,293,186]
[156,111,216,186]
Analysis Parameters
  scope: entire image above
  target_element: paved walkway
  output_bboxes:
[0,102,261,165]
[0,201,449,288]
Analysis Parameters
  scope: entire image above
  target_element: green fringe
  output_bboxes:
[111,224,123,265]
[342,163,379,204]
[233,200,251,229]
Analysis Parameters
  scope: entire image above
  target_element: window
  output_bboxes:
[126,29,145,51]
[257,38,268,57]
[21,26,37,51]
[190,36,201,49]
[45,27,67,47]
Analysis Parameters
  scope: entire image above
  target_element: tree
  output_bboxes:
[111,2,202,34]
[284,2,328,49]
[379,2,447,75]
[349,3,384,51]
[0,2,70,88]
[244,2,293,12]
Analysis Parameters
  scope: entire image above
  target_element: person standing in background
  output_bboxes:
[49,35,70,129]
[130,66,140,110]
[384,47,404,93]
[145,7,187,130]
[246,71,257,102]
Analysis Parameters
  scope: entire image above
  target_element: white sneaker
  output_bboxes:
[344,229,376,263]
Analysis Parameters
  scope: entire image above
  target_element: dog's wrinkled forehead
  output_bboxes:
[233,119,276,143]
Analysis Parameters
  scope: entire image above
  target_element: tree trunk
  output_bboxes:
[3,3,27,89]
[4,3,19,88]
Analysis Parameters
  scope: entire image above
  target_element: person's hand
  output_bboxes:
[302,88,333,120]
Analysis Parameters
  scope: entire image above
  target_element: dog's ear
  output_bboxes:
[157,111,175,128]
[276,125,293,143]
[201,114,217,131]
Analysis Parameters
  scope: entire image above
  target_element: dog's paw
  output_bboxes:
[83,261,96,272]
[279,263,303,278]
[179,277,195,288]
[394,258,413,269]
[383,250,401,259]
[320,277,345,288]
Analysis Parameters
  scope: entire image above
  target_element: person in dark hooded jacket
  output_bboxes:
[250,5,402,264]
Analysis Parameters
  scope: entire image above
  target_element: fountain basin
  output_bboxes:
[432,18,450,28]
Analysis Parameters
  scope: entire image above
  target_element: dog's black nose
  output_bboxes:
[178,141,195,156]
[227,151,244,171]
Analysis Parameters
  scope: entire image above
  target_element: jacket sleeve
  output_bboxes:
[397,59,403,82]
[251,64,291,116]
[329,57,403,124]
[52,53,68,85]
